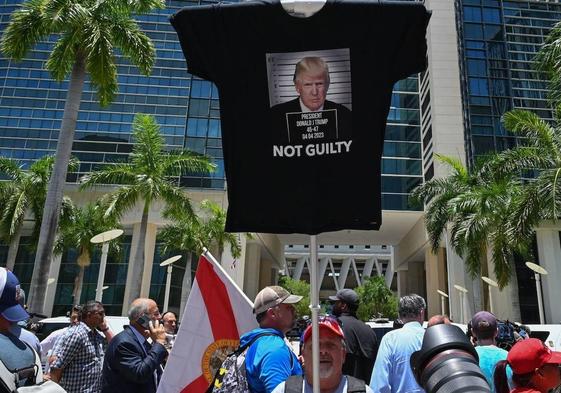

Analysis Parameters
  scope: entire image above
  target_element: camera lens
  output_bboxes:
[411,324,491,393]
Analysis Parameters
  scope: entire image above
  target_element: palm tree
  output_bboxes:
[158,200,240,310]
[497,109,561,236]
[0,156,77,271]
[534,21,561,105]
[54,202,121,305]
[80,113,215,301]
[1,0,164,313]
[410,154,530,288]
[199,200,241,261]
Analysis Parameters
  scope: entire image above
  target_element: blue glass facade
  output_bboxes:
[456,0,561,323]
[456,0,560,164]
[0,0,423,314]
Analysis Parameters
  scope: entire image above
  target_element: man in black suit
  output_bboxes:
[270,56,352,144]
[101,298,167,393]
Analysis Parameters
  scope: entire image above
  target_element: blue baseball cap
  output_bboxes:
[0,267,29,322]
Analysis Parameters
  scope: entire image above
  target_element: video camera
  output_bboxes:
[411,324,491,393]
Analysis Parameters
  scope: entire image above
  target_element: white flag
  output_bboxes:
[157,255,257,393]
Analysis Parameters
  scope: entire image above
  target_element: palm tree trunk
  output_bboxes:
[129,202,150,300]
[27,54,86,314]
[72,265,85,305]
[179,252,193,316]
[5,226,22,271]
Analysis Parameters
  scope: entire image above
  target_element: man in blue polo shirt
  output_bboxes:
[240,286,303,393]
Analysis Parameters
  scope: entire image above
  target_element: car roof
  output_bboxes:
[38,316,129,335]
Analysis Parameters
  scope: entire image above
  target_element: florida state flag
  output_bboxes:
[157,255,257,393]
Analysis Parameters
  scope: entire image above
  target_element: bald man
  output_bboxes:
[101,298,167,393]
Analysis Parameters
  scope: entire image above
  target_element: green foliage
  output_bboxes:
[278,276,310,318]
[1,0,164,106]
[158,199,241,260]
[81,113,215,221]
[355,276,398,321]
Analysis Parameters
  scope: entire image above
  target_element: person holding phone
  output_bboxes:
[101,298,167,393]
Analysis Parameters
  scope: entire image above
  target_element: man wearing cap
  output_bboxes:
[494,338,561,393]
[272,318,374,393]
[329,289,378,382]
[240,285,303,393]
[471,311,511,393]
[370,294,426,393]
[0,267,41,386]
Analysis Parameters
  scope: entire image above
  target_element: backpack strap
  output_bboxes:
[284,375,304,393]
[204,332,277,393]
[346,376,367,393]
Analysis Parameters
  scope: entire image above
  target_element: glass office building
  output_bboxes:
[0,0,423,314]
[455,0,561,322]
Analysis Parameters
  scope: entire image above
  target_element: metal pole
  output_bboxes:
[309,235,320,393]
[535,273,545,324]
[163,265,173,312]
[440,296,445,315]
[95,242,109,302]
[488,285,494,314]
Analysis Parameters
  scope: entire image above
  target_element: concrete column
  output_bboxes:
[122,223,141,314]
[293,257,306,281]
[140,223,158,298]
[44,253,62,317]
[397,269,408,298]
[407,261,426,298]
[338,258,351,289]
[425,248,447,317]
[243,242,262,301]
[445,233,467,323]
[485,248,520,322]
[536,228,561,324]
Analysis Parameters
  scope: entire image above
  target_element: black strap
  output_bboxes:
[284,375,303,393]
[205,332,277,393]
[284,375,366,393]
[346,375,367,393]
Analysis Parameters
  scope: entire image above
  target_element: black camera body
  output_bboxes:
[410,324,491,393]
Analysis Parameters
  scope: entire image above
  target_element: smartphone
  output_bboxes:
[137,314,151,329]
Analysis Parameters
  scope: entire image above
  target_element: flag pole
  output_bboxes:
[202,247,254,307]
[310,235,320,393]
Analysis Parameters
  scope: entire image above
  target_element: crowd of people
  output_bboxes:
[1,265,561,393]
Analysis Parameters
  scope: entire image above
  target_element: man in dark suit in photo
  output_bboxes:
[101,298,167,393]
[270,56,352,144]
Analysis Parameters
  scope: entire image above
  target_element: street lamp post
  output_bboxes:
[481,276,498,314]
[160,255,182,312]
[526,262,548,324]
[91,229,123,302]
[437,290,449,315]
[454,284,469,324]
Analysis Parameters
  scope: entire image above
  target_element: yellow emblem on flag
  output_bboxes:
[201,339,239,383]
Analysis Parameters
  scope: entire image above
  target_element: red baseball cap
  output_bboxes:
[507,338,561,374]
[302,317,345,343]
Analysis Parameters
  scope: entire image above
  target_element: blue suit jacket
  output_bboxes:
[101,326,167,393]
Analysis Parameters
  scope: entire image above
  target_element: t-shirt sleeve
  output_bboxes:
[169,5,222,82]
[391,6,431,82]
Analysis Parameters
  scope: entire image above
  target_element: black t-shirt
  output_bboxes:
[338,313,378,382]
[171,0,430,235]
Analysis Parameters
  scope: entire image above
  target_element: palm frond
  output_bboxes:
[45,30,80,81]
[101,185,141,219]
[85,22,118,106]
[435,154,468,178]
[503,110,556,152]
[80,163,137,188]
[0,157,23,181]
[110,17,155,75]
[162,150,215,177]
[1,0,50,60]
